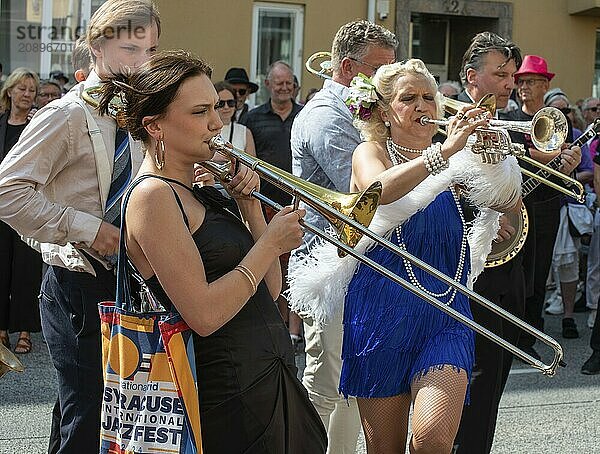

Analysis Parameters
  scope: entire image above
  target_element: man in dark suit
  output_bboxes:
[452,32,581,454]
[451,32,526,454]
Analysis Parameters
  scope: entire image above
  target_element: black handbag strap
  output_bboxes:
[116,174,193,311]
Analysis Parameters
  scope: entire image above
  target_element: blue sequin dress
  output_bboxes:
[339,190,475,399]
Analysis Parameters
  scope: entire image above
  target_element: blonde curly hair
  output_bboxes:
[354,59,443,142]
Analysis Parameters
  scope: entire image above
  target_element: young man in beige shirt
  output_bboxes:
[0,1,160,452]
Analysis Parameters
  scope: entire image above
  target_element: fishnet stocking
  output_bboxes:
[357,394,412,453]
[409,366,468,454]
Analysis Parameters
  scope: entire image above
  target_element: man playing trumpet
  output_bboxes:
[453,34,581,454]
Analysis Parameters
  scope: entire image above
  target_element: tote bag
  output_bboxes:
[98,175,202,454]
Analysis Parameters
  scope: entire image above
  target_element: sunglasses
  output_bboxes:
[558,107,573,116]
[585,106,598,112]
[233,88,247,96]
[216,99,236,109]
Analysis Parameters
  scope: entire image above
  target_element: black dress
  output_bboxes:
[144,184,327,454]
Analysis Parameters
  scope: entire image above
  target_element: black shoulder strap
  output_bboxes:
[228,122,235,143]
[132,174,192,229]
[115,174,192,310]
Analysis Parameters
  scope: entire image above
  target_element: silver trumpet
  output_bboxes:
[206,135,565,376]
[421,95,584,203]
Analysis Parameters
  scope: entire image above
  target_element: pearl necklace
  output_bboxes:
[386,138,409,164]
[386,137,427,157]
[386,136,467,305]
[394,188,467,305]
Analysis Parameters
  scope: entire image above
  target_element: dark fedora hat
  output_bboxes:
[224,67,258,93]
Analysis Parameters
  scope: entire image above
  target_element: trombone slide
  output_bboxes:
[207,136,565,376]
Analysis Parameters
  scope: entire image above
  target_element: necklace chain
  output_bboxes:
[394,187,467,306]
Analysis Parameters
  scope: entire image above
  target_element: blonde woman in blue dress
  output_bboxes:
[288,59,522,453]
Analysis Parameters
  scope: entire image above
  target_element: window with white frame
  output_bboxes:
[250,2,304,107]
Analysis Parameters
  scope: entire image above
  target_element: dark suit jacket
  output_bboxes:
[236,103,250,124]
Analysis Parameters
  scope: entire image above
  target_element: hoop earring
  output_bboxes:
[384,120,391,128]
[154,139,165,170]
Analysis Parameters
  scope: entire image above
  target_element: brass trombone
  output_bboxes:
[305,51,333,79]
[0,343,24,379]
[422,96,585,203]
[206,135,565,376]
[82,85,127,127]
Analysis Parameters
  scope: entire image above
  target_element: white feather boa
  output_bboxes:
[286,146,522,326]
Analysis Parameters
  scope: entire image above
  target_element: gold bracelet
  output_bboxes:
[236,264,257,290]
[234,265,257,294]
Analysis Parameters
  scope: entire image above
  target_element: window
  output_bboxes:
[410,13,450,83]
[250,2,304,106]
[0,0,105,80]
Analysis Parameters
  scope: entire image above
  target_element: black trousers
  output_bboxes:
[591,295,600,352]
[40,261,116,454]
[454,260,525,454]
[519,198,561,349]
[0,221,42,332]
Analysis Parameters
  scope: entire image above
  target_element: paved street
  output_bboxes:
[1,311,599,453]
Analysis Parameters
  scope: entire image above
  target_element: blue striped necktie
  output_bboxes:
[104,128,132,227]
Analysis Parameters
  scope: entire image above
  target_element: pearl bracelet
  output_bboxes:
[423,143,448,175]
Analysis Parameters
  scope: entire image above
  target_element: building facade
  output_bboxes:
[1,0,600,104]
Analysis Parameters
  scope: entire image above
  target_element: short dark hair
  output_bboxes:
[99,50,212,144]
[72,36,92,75]
[460,32,522,86]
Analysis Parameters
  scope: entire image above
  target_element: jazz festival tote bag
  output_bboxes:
[98,175,202,454]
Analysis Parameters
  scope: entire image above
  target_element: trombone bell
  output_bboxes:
[206,136,382,254]
[0,342,24,379]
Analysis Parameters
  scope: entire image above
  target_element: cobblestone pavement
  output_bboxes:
[1,311,598,453]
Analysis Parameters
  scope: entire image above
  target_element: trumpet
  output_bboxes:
[424,95,584,203]
[431,95,569,153]
[206,135,565,376]
[305,51,333,79]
